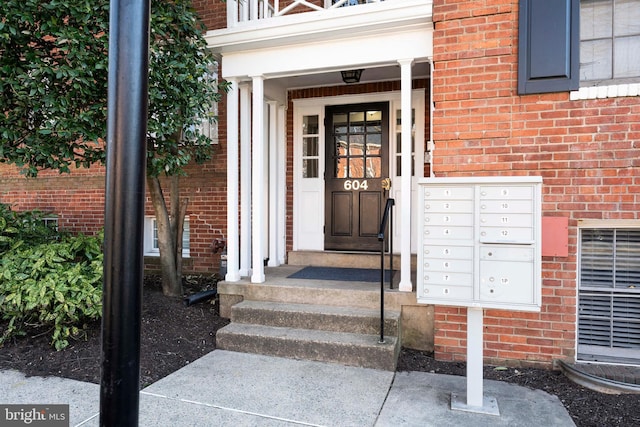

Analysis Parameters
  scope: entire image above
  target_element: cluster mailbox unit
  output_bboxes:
[417,176,543,415]
[417,176,542,311]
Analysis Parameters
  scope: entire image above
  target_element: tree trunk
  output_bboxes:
[147,175,188,297]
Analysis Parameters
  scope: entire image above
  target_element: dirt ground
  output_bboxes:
[1,276,638,427]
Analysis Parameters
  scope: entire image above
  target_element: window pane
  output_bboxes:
[303,159,318,178]
[581,39,613,80]
[333,113,348,134]
[349,134,365,156]
[365,157,381,178]
[366,133,381,155]
[614,229,640,289]
[303,115,319,135]
[365,110,382,133]
[614,0,640,37]
[335,136,348,156]
[153,221,159,250]
[303,137,318,156]
[335,157,348,178]
[349,111,365,133]
[182,221,190,250]
[614,36,640,78]
[349,157,364,178]
[581,229,615,288]
[581,0,613,40]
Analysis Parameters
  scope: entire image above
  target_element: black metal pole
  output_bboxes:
[380,237,385,344]
[389,204,393,289]
[100,0,150,425]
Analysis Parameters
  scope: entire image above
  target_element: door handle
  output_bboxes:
[381,178,391,191]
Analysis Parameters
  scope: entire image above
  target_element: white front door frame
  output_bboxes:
[293,88,425,291]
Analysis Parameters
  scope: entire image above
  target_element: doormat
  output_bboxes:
[287,266,392,282]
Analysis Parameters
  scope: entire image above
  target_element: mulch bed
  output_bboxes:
[1,275,638,426]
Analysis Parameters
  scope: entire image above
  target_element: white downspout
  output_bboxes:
[398,58,414,292]
[251,75,266,283]
[225,79,240,281]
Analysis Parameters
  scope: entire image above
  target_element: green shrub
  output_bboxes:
[0,232,103,350]
[0,203,62,254]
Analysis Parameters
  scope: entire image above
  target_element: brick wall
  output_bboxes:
[0,157,227,275]
[432,0,640,367]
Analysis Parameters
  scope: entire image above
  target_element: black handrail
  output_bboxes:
[377,198,395,344]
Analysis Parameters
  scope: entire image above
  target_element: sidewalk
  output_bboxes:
[1,350,575,426]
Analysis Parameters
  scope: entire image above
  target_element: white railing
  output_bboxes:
[228,0,385,27]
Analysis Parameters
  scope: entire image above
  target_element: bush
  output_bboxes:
[0,232,103,350]
[0,203,62,254]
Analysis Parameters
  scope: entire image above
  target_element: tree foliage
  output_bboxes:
[1,0,228,296]
[0,0,109,176]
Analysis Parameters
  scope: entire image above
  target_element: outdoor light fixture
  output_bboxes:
[341,69,363,84]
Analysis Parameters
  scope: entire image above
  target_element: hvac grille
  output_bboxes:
[578,228,640,362]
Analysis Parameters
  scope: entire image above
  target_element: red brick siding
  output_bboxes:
[432,0,640,367]
[0,156,227,275]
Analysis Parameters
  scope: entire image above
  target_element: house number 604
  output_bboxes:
[343,180,369,190]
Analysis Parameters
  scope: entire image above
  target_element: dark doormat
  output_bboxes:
[287,266,392,282]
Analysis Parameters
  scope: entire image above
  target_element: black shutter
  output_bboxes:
[517,0,579,95]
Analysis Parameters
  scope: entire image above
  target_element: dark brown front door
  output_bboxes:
[324,102,389,251]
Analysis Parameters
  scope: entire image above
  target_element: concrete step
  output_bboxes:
[216,322,400,371]
[287,251,415,269]
[230,300,399,337]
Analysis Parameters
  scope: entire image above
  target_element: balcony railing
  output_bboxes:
[228,0,385,27]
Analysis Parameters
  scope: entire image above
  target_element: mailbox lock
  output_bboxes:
[489,276,495,282]
[487,252,493,256]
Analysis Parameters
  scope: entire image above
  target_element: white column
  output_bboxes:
[267,101,279,267]
[251,75,266,283]
[398,58,414,292]
[276,105,287,265]
[239,83,252,277]
[225,79,240,281]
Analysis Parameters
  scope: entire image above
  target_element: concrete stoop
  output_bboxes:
[216,299,401,371]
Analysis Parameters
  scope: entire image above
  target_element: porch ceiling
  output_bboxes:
[274,61,431,89]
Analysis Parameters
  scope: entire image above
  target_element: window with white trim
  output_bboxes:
[580,0,640,86]
[144,216,190,257]
[578,227,640,363]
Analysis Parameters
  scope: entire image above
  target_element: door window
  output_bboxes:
[332,110,383,179]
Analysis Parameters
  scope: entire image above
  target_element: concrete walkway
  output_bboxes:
[1,350,575,426]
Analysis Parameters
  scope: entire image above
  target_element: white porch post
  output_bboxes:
[225,79,240,281]
[276,105,286,265]
[251,75,266,283]
[399,58,414,292]
[239,82,252,277]
[267,101,279,267]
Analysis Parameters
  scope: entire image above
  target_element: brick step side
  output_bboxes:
[230,300,399,337]
[216,322,399,371]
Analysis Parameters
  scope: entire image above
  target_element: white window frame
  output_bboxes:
[574,0,640,99]
[144,216,190,257]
